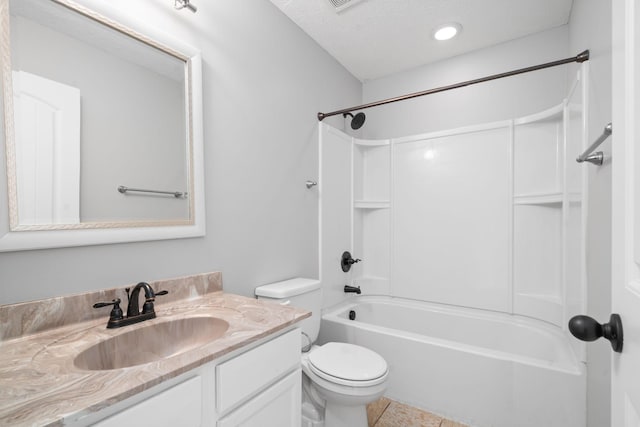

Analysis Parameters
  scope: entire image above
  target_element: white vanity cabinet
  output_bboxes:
[92,376,206,427]
[216,370,301,427]
[215,328,301,426]
[76,329,301,427]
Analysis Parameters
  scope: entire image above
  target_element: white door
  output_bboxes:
[12,70,81,225]
[611,1,640,426]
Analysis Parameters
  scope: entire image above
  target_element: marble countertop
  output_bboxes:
[0,287,309,426]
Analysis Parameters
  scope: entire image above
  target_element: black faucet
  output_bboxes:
[93,282,168,328]
[127,281,157,317]
[344,285,361,295]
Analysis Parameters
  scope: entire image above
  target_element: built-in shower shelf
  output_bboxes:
[354,139,390,147]
[354,200,390,209]
[514,192,562,205]
[514,192,582,206]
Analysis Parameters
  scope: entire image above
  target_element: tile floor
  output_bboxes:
[367,397,468,427]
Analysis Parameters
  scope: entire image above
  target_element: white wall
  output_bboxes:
[0,0,361,304]
[568,1,613,426]
[362,26,570,139]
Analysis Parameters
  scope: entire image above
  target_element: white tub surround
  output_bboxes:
[319,296,585,427]
[319,65,587,333]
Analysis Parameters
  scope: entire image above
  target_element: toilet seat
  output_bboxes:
[307,342,388,387]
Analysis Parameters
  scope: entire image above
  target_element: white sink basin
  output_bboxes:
[74,316,229,370]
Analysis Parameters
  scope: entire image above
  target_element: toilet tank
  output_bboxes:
[255,278,322,343]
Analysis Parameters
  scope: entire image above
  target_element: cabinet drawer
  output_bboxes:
[216,329,300,414]
[217,369,301,427]
[93,376,202,427]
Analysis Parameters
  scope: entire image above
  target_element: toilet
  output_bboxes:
[255,278,388,427]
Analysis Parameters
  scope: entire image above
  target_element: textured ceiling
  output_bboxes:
[268,0,574,81]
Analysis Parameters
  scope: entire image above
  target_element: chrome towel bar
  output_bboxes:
[118,185,187,198]
[576,123,612,166]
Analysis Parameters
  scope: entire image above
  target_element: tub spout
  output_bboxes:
[344,285,361,295]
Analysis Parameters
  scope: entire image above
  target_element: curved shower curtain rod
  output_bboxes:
[317,50,590,121]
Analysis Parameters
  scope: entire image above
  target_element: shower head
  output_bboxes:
[343,112,366,130]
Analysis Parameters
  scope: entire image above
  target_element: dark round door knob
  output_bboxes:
[568,315,602,341]
[568,314,623,353]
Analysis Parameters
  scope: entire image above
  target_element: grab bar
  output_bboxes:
[576,122,612,166]
[117,185,187,198]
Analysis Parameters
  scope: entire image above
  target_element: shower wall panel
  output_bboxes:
[351,141,391,295]
[564,77,586,357]
[392,127,512,312]
[319,124,353,309]
[512,108,565,325]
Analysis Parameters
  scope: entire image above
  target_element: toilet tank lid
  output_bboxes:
[255,278,321,298]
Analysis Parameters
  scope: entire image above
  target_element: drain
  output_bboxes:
[349,310,356,320]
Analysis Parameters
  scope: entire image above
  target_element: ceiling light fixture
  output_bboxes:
[433,23,462,41]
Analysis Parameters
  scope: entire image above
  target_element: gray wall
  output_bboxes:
[362,26,570,138]
[569,1,612,426]
[0,0,361,304]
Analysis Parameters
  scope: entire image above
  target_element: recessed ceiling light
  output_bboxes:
[433,23,462,41]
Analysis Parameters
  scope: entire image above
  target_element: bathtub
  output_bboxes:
[318,296,586,427]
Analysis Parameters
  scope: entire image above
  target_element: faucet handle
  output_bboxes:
[141,290,169,314]
[93,298,121,309]
[93,298,124,322]
[141,290,168,314]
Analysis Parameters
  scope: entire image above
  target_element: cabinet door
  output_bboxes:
[217,369,301,427]
[92,376,202,427]
[216,329,300,414]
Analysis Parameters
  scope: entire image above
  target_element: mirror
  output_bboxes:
[0,0,205,251]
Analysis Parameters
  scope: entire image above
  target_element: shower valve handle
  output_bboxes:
[341,251,361,272]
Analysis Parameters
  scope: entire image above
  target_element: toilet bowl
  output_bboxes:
[255,278,389,427]
[302,343,388,427]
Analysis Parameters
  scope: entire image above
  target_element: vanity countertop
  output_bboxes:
[0,275,309,426]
